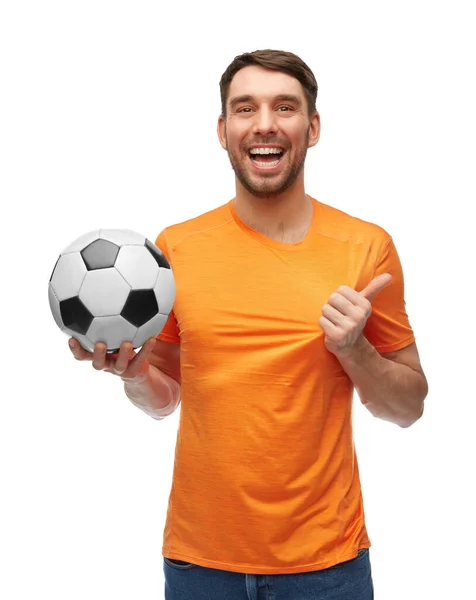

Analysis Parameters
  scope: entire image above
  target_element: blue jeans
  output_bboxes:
[163,548,374,599]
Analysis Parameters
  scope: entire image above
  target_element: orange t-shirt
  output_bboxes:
[154,196,415,575]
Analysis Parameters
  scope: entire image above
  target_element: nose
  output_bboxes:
[251,106,277,136]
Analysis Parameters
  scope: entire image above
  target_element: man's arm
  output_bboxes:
[336,339,428,428]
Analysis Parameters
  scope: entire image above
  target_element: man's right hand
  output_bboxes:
[68,337,157,382]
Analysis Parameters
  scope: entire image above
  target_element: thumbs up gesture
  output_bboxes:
[318,273,392,357]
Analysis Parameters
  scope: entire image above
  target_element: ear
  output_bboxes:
[217,115,227,150]
[307,111,321,148]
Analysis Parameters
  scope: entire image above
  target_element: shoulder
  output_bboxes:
[155,201,233,256]
[312,197,391,248]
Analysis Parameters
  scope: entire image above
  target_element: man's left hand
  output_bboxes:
[318,273,392,357]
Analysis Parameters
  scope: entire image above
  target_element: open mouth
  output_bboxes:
[248,147,285,169]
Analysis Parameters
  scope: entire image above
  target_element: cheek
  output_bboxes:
[283,122,309,144]
[226,132,245,153]
[288,129,306,147]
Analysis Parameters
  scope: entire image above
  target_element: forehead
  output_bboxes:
[228,65,305,104]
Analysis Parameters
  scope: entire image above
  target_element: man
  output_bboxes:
[69,49,428,599]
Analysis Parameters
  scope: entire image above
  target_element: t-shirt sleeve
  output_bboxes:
[363,236,416,353]
[154,228,180,344]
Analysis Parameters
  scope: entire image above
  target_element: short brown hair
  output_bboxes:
[219,49,318,117]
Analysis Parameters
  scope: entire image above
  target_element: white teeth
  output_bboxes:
[249,147,283,155]
[252,159,280,167]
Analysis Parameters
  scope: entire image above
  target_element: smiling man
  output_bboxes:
[69,49,428,600]
[156,50,427,599]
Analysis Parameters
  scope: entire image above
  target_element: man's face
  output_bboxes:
[218,66,320,198]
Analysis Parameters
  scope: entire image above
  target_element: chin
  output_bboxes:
[249,186,286,199]
[247,174,299,199]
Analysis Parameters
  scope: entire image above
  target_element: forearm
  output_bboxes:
[123,365,181,420]
[336,337,427,428]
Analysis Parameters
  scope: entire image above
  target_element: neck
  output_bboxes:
[233,178,312,238]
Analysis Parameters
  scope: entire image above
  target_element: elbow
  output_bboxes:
[400,373,428,429]
[399,398,426,429]
[150,397,181,421]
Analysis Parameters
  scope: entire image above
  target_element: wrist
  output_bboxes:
[334,335,373,363]
[121,365,150,386]
[122,364,181,418]
[122,374,147,387]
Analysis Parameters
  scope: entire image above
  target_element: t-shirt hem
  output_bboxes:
[162,545,372,575]
[374,334,415,354]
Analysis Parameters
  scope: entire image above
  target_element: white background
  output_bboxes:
[1,1,474,598]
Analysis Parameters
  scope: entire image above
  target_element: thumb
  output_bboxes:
[359,273,392,302]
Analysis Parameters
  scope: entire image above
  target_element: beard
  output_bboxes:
[225,127,310,199]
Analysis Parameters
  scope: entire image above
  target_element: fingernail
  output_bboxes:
[69,340,75,348]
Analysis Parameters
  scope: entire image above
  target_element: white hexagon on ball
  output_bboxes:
[87,315,138,350]
[79,268,131,316]
[50,252,88,301]
[154,268,176,314]
[115,245,160,289]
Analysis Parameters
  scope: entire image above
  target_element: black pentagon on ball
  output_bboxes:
[81,239,120,270]
[60,296,94,335]
[121,289,159,327]
[145,239,170,269]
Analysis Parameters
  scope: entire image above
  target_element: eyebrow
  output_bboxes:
[228,94,302,110]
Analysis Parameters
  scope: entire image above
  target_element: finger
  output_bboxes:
[91,342,108,370]
[318,315,339,333]
[359,273,392,302]
[113,342,134,374]
[327,291,359,313]
[68,338,93,361]
[322,303,347,326]
[329,287,372,321]
[123,337,157,379]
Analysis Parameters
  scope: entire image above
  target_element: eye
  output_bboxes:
[237,107,253,113]
[277,106,293,112]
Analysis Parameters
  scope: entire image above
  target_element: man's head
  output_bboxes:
[219,50,318,119]
[217,49,321,199]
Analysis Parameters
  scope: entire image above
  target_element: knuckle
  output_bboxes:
[358,306,370,319]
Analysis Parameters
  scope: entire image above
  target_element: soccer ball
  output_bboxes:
[48,229,175,353]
